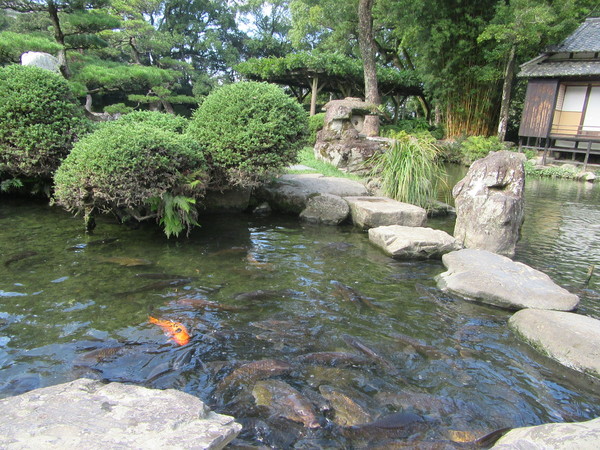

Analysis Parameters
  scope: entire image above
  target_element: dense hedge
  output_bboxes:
[188,81,308,187]
[0,65,89,179]
[53,112,208,236]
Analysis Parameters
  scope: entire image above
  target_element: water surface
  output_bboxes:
[0,175,599,447]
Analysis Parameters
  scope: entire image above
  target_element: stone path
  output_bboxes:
[368,225,461,259]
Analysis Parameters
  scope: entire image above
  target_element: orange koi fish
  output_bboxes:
[148,316,191,346]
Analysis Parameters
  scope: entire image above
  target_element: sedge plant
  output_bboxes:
[368,131,447,209]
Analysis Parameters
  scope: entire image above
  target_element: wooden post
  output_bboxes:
[310,76,319,117]
[583,141,592,172]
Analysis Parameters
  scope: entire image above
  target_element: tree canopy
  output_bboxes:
[0,0,597,137]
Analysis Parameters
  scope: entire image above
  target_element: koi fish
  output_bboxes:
[148,316,191,346]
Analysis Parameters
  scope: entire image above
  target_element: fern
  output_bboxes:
[149,193,200,238]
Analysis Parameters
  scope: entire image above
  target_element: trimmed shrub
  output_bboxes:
[53,112,209,237]
[188,81,308,188]
[0,65,89,180]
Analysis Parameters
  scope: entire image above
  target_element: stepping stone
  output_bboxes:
[344,196,427,229]
[0,378,241,449]
[300,193,350,225]
[492,416,600,449]
[436,249,579,311]
[258,173,368,214]
[369,225,461,259]
[509,309,600,378]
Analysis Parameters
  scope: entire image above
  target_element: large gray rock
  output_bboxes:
[0,378,241,449]
[300,193,350,225]
[369,225,462,259]
[345,196,427,230]
[436,249,579,311]
[201,187,252,213]
[509,309,600,378]
[453,151,525,257]
[21,51,60,72]
[257,173,368,214]
[492,417,600,449]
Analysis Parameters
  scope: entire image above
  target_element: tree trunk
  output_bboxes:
[497,44,516,142]
[310,76,319,116]
[47,1,70,78]
[358,0,379,136]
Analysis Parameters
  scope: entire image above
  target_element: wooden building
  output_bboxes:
[518,17,600,169]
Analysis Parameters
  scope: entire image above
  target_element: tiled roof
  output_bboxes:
[547,17,600,53]
[519,60,600,78]
[518,17,600,78]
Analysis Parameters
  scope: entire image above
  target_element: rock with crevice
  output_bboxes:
[345,196,427,230]
[369,225,462,259]
[453,151,525,257]
[0,378,241,449]
[508,309,600,378]
[436,248,579,311]
[300,193,350,225]
[492,416,600,449]
[256,173,368,214]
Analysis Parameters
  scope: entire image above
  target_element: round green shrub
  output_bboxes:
[0,65,89,179]
[188,81,308,187]
[115,110,189,133]
[53,115,208,236]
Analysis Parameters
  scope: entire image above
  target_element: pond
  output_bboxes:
[1,172,599,448]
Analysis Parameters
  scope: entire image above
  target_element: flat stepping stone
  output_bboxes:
[300,193,350,225]
[508,309,600,378]
[344,196,427,229]
[369,225,462,259]
[0,378,241,449]
[258,173,368,214]
[436,249,579,311]
[492,416,600,449]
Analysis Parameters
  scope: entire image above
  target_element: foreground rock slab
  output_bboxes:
[369,225,461,259]
[0,378,241,449]
[453,151,525,257]
[345,196,427,229]
[509,309,600,378]
[492,416,600,449]
[258,173,368,214]
[436,249,579,311]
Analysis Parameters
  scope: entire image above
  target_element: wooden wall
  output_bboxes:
[518,79,559,138]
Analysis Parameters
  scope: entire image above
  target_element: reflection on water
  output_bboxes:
[0,173,599,447]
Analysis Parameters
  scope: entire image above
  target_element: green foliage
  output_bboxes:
[381,119,444,140]
[292,146,364,181]
[103,103,133,115]
[235,51,422,98]
[53,112,209,237]
[0,177,24,192]
[308,112,325,145]
[0,65,89,180]
[188,81,308,188]
[524,161,580,179]
[440,135,506,165]
[0,31,61,64]
[368,131,446,209]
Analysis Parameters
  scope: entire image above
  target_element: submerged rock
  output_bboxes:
[0,378,241,449]
[509,309,600,378]
[368,225,461,259]
[345,197,427,230]
[492,416,600,449]
[452,151,525,257]
[436,249,579,311]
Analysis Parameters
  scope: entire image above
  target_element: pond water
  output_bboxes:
[1,172,599,448]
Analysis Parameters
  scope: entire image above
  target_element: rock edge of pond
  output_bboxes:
[0,378,241,449]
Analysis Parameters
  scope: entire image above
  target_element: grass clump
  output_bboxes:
[368,131,446,209]
[291,147,365,181]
